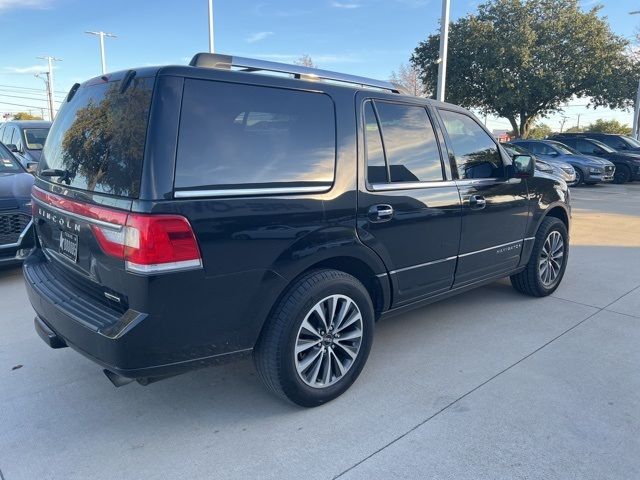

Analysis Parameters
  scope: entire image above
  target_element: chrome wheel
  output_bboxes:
[295,294,363,389]
[538,231,564,287]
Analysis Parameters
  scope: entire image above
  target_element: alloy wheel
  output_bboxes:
[538,231,564,287]
[294,294,363,389]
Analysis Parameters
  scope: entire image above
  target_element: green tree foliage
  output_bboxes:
[526,123,552,139]
[412,0,638,138]
[12,112,43,120]
[584,119,632,135]
[564,125,583,133]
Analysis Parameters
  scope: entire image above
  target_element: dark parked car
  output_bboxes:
[511,139,614,185]
[24,54,571,406]
[0,143,34,266]
[552,132,640,153]
[550,135,640,184]
[0,120,51,169]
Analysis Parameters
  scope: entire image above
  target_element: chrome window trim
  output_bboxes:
[0,218,33,249]
[370,180,458,191]
[173,185,332,199]
[32,197,123,231]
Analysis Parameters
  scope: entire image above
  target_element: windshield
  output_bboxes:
[39,76,154,198]
[622,135,640,148]
[547,141,575,155]
[588,138,616,153]
[0,144,22,173]
[23,128,49,150]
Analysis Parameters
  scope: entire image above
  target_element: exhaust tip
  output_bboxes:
[103,369,135,387]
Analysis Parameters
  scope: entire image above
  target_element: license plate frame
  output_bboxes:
[59,231,79,263]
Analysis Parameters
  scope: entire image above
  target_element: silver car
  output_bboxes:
[504,143,577,185]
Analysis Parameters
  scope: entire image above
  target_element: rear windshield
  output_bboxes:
[39,76,154,198]
[23,128,49,150]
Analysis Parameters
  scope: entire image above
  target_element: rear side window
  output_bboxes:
[40,76,154,198]
[175,79,335,192]
[363,100,443,184]
[439,110,504,179]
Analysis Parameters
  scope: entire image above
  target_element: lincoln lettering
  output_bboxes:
[38,207,81,232]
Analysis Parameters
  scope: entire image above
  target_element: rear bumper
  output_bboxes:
[23,251,251,380]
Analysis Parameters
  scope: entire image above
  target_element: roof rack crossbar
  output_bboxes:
[189,53,407,94]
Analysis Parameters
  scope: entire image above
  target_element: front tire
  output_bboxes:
[254,269,374,407]
[574,168,584,186]
[613,165,631,184]
[511,217,569,297]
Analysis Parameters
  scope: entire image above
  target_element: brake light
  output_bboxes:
[32,186,202,274]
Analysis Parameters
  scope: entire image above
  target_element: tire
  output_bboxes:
[613,165,631,184]
[574,168,584,186]
[510,217,569,297]
[254,269,374,407]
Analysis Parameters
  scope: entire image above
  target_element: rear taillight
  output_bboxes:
[32,186,202,274]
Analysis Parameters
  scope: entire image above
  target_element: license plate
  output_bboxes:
[59,231,79,262]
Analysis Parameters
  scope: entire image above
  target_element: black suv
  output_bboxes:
[552,132,640,153]
[24,54,571,406]
[551,134,640,183]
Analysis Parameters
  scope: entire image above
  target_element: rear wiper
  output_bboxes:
[40,168,68,177]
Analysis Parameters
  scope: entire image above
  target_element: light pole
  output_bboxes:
[208,0,215,53]
[86,31,117,74]
[34,72,52,121]
[36,56,61,120]
[436,0,451,102]
[630,11,640,138]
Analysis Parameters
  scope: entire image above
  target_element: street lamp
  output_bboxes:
[436,0,451,102]
[34,72,51,121]
[630,11,640,138]
[85,31,117,75]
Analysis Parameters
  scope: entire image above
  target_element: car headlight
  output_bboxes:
[589,167,603,174]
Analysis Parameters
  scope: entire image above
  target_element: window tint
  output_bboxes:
[175,80,335,191]
[0,126,10,145]
[597,136,626,150]
[375,102,443,182]
[577,139,602,154]
[40,76,154,198]
[522,142,556,156]
[11,127,21,148]
[23,128,49,150]
[364,101,387,184]
[0,143,22,172]
[439,110,504,179]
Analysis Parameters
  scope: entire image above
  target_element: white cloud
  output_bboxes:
[246,31,274,44]
[3,65,54,74]
[0,0,51,11]
[331,1,362,8]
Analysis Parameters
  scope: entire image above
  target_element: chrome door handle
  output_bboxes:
[368,204,394,222]
[469,195,486,210]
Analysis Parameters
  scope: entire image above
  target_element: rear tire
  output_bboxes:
[511,217,569,297]
[613,165,631,184]
[254,269,374,407]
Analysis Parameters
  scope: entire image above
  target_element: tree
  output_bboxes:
[526,123,552,139]
[565,125,583,133]
[584,119,632,135]
[13,112,43,120]
[294,54,316,68]
[390,62,428,96]
[412,0,639,138]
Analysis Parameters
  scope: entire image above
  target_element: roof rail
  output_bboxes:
[189,53,408,95]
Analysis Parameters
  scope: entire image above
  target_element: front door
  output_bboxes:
[436,108,529,287]
[356,95,462,306]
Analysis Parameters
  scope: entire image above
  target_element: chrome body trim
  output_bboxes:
[458,239,523,258]
[389,256,457,275]
[32,197,123,231]
[174,185,332,199]
[370,181,458,191]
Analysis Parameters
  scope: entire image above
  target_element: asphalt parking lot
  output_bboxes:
[1,183,639,480]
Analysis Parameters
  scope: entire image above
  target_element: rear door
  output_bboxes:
[356,94,461,306]
[437,108,529,286]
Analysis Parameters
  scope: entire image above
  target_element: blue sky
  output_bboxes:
[0,0,638,131]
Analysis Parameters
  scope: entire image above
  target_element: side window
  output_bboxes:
[2,126,13,145]
[175,79,336,191]
[439,110,504,179]
[577,139,599,154]
[375,102,443,182]
[13,128,22,149]
[363,102,387,183]
[598,136,625,150]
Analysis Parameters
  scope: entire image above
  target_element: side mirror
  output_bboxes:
[6,144,18,153]
[26,162,38,174]
[512,154,535,178]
